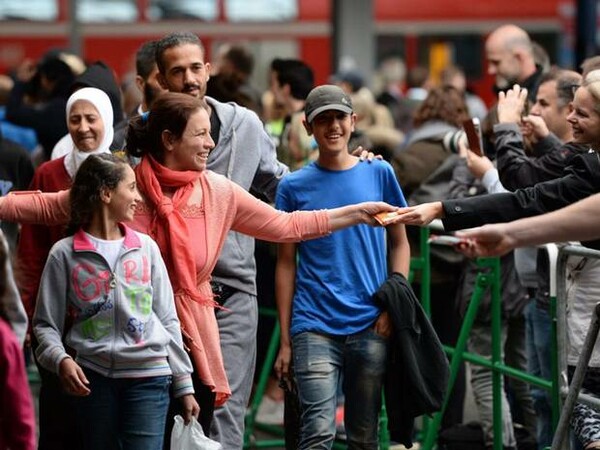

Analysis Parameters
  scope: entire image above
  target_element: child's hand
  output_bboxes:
[180,394,200,425]
[58,357,90,396]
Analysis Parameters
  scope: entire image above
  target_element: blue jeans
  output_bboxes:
[292,329,388,450]
[525,300,553,450]
[76,369,171,450]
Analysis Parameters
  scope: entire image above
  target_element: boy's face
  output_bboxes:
[304,109,356,153]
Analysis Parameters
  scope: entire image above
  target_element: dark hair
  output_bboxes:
[224,44,255,78]
[67,154,129,235]
[27,53,75,100]
[272,58,314,100]
[537,68,582,108]
[155,32,205,75]
[413,86,470,128]
[126,92,209,161]
[136,40,159,80]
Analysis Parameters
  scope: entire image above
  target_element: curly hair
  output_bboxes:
[413,86,470,128]
[66,153,129,235]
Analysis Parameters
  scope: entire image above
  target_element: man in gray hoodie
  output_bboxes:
[155,32,287,449]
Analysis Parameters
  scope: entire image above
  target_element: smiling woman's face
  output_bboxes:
[567,87,600,149]
[68,100,105,152]
[164,108,215,172]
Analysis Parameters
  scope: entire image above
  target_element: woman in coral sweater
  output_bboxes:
[0,92,400,436]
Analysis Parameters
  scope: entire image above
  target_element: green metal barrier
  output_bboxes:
[245,224,561,450]
[414,239,560,450]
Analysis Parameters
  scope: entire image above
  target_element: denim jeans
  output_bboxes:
[292,329,387,450]
[76,369,171,450]
[524,300,553,450]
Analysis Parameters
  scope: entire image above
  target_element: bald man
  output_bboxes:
[485,24,543,102]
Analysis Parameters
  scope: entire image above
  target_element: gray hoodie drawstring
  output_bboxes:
[226,128,237,180]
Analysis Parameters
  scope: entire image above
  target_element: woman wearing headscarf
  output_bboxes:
[16,86,113,450]
[50,61,127,160]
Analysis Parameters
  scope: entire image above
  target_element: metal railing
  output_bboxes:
[551,245,600,450]
[412,233,560,450]
[244,225,568,450]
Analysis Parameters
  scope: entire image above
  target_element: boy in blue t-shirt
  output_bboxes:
[274,84,411,449]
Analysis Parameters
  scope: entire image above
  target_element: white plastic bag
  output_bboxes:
[170,415,223,450]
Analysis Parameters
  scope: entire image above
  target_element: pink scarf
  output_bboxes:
[135,156,213,305]
[135,156,230,405]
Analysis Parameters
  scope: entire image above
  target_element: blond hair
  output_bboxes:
[583,69,600,113]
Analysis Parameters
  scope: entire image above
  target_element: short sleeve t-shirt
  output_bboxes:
[276,159,407,336]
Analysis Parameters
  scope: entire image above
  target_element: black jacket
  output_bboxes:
[441,151,600,249]
[373,273,449,448]
[494,123,589,191]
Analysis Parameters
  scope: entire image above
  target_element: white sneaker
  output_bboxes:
[255,397,285,425]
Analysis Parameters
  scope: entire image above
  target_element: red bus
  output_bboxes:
[0,0,575,104]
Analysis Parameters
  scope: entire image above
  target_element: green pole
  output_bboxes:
[421,270,492,450]
[244,308,285,449]
[487,257,503,450]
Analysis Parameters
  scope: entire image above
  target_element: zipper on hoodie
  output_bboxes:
[108,270,118,377]
[106,249,134,377]
[75,246,134,377]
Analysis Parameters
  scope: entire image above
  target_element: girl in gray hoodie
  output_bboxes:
[33,154,199,450]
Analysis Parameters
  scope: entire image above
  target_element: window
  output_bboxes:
[77,0,138,22]
[0,0,57,20]
[225,0,297,21]
[147,0,218,21]
[146,0,298,22]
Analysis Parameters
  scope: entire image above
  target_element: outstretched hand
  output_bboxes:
[388,202,444,226]
[357,201,400,226]
[456,224,517,257]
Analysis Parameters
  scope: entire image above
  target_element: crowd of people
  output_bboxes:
[1,22,600,450]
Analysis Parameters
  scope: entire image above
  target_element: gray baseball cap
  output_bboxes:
[304,85,353,123]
